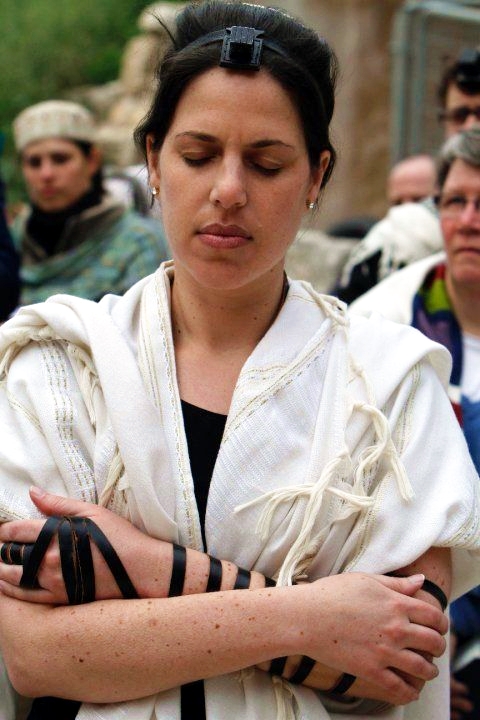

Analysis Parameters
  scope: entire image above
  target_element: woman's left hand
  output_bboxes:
[0,487,170,604]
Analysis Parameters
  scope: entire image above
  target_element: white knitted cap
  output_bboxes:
[13,100,96,152]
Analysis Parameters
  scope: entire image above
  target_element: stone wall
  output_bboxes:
[276,0,405,230]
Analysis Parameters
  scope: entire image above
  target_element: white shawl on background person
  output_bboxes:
[337,200,442,288]
[0,261,479,720]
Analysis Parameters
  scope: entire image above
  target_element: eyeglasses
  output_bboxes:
[438,105,480,125]
[434,193,480,217]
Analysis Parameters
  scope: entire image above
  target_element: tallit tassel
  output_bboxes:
[236,484,316,542]
[350,358,414,502]
[326,486,374,509]
[276,456,352,586]
[272,675,296,720]
[99,448,124,507]
[353,402,414,502]
[66,344,99,429]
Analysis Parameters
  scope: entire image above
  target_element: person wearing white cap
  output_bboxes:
[11,99,169,305]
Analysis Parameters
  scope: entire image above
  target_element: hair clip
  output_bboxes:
[220,26,264,70]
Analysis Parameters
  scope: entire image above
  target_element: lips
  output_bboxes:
[197,223,252,249]
[39,188,59,198]
[454,246,480,255]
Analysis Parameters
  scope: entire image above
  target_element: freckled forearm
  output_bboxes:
[0,587,305,702]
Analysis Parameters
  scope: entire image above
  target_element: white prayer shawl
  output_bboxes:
[1,262,480,720]
[349,252,446,324]
[338,201,443,287]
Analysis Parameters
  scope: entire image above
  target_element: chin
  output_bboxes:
[36,200,67,213]
[451,267,480,287]
[181,256,249,288]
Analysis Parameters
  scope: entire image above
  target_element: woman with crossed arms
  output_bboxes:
[0,3,478,719]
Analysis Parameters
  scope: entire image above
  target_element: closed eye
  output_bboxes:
[251,163,282,176]
[182,156,212,167]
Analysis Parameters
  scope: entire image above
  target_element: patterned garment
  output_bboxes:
[412,262,480,644]
[412,262,463,418]
[11,196,170,305]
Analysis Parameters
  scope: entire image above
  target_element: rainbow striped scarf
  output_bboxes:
[412,262,463,424]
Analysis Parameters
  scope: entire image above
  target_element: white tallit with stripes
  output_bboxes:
[1,261,480,720]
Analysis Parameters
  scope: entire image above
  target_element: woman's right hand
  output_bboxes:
[0,488,174,603]
[296,572,448,705]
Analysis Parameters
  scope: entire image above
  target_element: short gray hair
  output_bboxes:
[437,126,480,188]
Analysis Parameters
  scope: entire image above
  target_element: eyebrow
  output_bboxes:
[175,131,295,150]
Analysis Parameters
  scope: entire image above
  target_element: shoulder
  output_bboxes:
[107,209,170,262]
[8,207,30,248]
[348,310,452,390]
[115,208,165,237]
[348,253,446,321]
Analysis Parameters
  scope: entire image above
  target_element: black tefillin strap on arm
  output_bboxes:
[20,515,139,603]
[385,571,448,612]
[187,25,287,71]
[18,516,321,686]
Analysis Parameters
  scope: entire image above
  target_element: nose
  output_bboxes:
[461,113,480,131]
[37,159,55,181]
[209,158,247,209]
[458,199,480,225]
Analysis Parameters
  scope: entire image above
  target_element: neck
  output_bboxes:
[171,267,288,354]
[446,273,480,337]
[170,265,289,414]
[28,185,102,256]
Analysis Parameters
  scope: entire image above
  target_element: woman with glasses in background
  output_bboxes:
[351,126,480,719]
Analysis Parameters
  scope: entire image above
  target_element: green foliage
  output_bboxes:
[0,0,173,199]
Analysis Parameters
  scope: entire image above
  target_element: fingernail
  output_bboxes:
[410,573,425,583]
[30,486,46,499]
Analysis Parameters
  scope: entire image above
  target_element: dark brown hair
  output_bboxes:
[134,1,338,187]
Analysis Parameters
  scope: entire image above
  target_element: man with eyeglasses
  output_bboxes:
[333,46,480,305]
[438,48,480,137]
[350,127,480,720]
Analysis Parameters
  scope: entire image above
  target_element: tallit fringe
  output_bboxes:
[236,333,414,587]
[272,675,296,720]
[66,344,99,429]
[99,449,125,508]
[349,356,414,503]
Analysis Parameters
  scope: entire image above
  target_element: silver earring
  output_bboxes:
[307,200,316,210]
[151,187,159,197]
